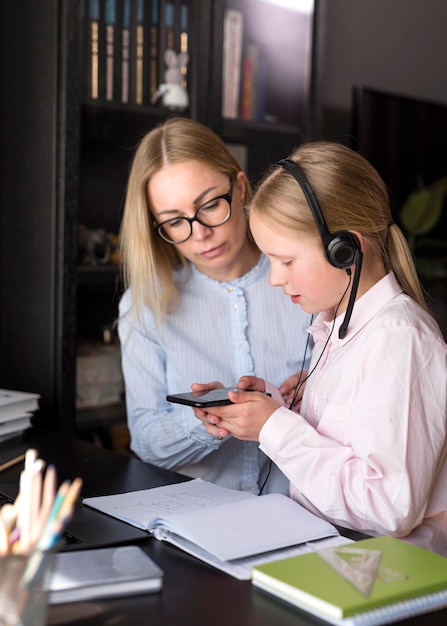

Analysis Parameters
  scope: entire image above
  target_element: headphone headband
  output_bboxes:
[277,157,363,339]
[277,158,360,270]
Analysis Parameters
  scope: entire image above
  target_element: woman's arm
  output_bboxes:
[118,298,224,469]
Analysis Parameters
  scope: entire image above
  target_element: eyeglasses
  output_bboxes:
[154,192,232,244]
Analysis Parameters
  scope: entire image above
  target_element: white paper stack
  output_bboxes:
[0,389,40,442]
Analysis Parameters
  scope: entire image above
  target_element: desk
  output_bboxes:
[1,428,446,626]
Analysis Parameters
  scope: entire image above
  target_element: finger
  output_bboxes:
[228,388,263,403]
[203,420,229,439]
[191,381,223,392]
[236,376,265,392]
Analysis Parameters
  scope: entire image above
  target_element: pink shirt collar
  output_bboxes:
[310,272,403,344]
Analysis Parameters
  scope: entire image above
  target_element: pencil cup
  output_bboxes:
[0,551,53,626]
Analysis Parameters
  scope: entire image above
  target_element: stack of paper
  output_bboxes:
[0,389,40,442]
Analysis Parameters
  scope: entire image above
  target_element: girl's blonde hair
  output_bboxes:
[119,117,253,321]
[250,141,429,311]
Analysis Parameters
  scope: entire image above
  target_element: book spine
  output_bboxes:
[242,43,260,121]
[179,1,189,91]
[120,0,131,103]
[135,0,144,105]
[241,54,253,121]
[165,1,175,51]
[255,54,266,122]
[222,9,244,119]
[104,0,116,101]
[158,0,175,87]
[149,0,160,103]
[87,0,101,99]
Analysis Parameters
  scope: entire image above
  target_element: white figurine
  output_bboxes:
[152,49,189,110]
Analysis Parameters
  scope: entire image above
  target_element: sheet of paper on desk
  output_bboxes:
[83,478,345,580]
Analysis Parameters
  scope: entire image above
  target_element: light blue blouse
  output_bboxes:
[118,254,312,495]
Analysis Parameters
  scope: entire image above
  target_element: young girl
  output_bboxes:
[194,140,447,555]
[118,117,312,495]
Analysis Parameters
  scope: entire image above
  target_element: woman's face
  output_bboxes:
[149,161,257,281]
[249,211,352,315]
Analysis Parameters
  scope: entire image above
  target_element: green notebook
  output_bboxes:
[252,536,447,626]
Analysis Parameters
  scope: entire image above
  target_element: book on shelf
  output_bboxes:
[222,8,243,119]
[86,0,107,100]
[135,0,145,105]
[241,43,267,122]
[104,0,116,101]
[179,1,190,91]
[252,535,447,626]
[161,0,176,52]
[120,0,131,103]
[83,478,344,580]
[48,545,163,604]
[155,0,176,100]
[241,43,259,121]
[149,0,160,102]
[144,0,160,104]
[86,0,101,100]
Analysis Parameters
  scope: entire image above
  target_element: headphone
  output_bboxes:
[277,158,362,339]
[277,158,360,269]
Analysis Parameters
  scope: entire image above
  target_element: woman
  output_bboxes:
[194,140,447,554]
[118,117,312,494]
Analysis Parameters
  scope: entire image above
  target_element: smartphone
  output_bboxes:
[166,387,249,408]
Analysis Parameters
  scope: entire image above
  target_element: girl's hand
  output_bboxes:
[191,377,268,439]
[278,370,308,410]
[195,387,279,441]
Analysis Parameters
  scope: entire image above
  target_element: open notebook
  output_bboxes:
[83,478,348,579]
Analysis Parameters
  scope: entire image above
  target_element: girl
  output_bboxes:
[194,141,447,554]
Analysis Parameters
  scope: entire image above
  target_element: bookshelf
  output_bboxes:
[0,0,315,439]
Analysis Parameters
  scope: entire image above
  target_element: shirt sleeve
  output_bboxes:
[259,324,447,537]
[118,295,222,469]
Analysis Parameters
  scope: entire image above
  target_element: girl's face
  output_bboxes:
[149,161,258,281]
[249,211,352,315]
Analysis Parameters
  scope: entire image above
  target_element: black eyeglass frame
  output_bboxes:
[153,191,233,244]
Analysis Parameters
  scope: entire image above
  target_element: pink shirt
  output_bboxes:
[261,272,447,555]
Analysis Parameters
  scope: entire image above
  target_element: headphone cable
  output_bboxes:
[258,275,352,496]
[288,272,351,409]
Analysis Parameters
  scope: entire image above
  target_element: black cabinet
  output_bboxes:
[0,0,315,435]
[0,0,82,433]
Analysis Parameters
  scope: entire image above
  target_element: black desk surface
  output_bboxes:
[1,428,446,626]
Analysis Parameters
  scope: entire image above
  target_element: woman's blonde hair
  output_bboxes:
[250,141,429,311]
[119,117,253,321]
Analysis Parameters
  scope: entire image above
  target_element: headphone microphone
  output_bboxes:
[277,158,362,339]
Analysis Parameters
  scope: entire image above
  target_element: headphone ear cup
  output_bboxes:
[325,232,360,269]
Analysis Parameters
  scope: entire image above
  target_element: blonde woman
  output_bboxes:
[118,118,312,494]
